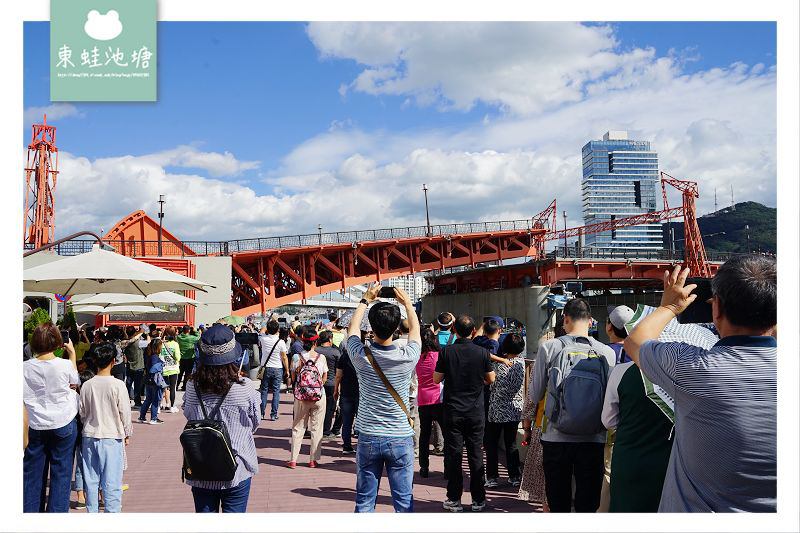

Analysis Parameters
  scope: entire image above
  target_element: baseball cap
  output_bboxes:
[608,305,635,330]
[485,315,505,329]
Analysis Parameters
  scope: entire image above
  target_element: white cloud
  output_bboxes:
[52,24,775,244]
[55,150,281,240]
[23,103,84,125]
[272,57,775,223]
[140,145,260,177]
[307,22,666,115]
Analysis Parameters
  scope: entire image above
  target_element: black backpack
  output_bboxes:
[180,384,237,482]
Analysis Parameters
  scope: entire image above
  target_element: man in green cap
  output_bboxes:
[176,325,201,391]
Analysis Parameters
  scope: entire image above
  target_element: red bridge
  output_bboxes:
[21,118,716,316]
[27,173,721,316]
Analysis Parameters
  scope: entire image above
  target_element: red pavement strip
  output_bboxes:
[71,390,540,513]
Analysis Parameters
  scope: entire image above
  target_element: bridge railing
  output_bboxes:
[23,218,535,257]
[549,246,737,263]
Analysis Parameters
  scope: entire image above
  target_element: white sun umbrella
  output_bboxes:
[70,291,200,308]
[72,305,168,315]
[23,244,214,297]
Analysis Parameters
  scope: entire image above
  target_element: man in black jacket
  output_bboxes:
[434,315,496,512]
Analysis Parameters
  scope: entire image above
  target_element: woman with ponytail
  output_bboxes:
[287,326,328,469]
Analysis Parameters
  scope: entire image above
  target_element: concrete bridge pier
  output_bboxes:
[421,285,552,357]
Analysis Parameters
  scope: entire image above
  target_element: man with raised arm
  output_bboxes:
[624,258,777,512]
[346,284,421,513]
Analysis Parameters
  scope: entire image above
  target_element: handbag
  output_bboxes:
[256,339,280,382]
[364,346,414,429]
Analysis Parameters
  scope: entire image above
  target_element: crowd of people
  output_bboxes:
[22,254,777,514]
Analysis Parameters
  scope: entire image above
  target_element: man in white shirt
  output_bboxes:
[258,320,289,421]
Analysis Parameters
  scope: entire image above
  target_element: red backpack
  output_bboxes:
[294,355,324,402]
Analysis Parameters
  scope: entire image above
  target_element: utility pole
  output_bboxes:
[562,210,568,256]
[157,194,166,256]
[422,184,431,237]
[745,224,750,252]
[318,224,323,245]
[670,225,675,259]
[714,188,718,214]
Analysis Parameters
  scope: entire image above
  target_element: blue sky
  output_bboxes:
[22,22,776,240]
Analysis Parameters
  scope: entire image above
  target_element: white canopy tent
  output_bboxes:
[70,291,200,308]
[23,245,214,296]
[71,305,168,315]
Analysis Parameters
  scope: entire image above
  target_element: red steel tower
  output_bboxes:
[23,114,59,248]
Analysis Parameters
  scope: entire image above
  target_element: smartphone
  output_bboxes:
[378,286,397,298]
[60,329,71,344]
[679,277,713,324]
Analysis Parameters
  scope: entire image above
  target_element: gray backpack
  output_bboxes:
[544,336,610,435]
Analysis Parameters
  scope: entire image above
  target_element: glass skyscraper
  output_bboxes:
[581,131,662,255]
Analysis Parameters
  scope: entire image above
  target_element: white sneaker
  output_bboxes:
[472,500,486,512]
[484,477,500,488]
[169,406,179,413]
[443,499,463,512]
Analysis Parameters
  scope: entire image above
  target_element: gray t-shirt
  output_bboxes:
[347,335,420,438]
[639,336,777,512]
[529,335,616,444]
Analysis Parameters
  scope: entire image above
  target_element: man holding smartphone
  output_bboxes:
[345,283,421,513]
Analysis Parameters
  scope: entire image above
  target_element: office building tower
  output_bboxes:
[581,131,662,255]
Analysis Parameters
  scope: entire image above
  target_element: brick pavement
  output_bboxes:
[71,390,541,513]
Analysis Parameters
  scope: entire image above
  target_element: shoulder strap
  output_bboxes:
[364,346,413,428]
[195,385,209,419]
[558,336,568,350]
[195,383,232,421]
[447,332,455,345]
[259,339,279,370]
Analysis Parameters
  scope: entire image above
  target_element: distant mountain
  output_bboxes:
[663,201,776,255]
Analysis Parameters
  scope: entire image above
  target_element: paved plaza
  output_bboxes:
[74,389,540,513]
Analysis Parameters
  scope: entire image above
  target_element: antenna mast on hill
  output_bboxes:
[730,184,735,211]
[714,188,718,214]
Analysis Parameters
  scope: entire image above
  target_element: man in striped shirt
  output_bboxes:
[625,256,777,512]
[346,284,421,513]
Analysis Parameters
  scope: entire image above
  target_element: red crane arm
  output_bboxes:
[532,199,557,231]
[542,206,685,242]
[537,172,710,277]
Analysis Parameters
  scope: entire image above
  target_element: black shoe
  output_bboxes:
[420,467,429,478]
[342,446,355,455]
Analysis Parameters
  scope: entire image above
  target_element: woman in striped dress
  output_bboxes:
[182,325,261,513]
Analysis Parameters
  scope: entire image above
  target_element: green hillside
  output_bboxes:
[663,201,776,255]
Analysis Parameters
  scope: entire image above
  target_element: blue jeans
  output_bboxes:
[74,448,85,492]
[126,368,145,405]
[260,367,283,418]
[355,434,414,513]
[139,384,163,421]
[81,438,124,513]
[23,418,78,513]
[191,477,252,513]
[340,395,358,449]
